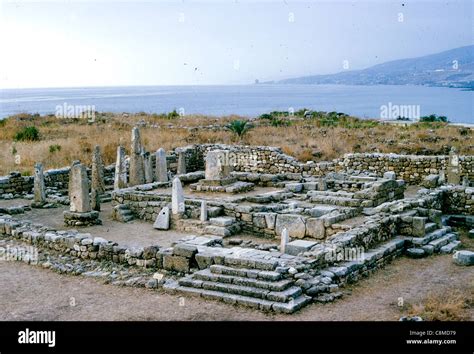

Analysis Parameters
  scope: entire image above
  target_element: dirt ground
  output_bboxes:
[0,252,472,321]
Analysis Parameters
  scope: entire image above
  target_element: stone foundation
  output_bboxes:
[63,211,101,226]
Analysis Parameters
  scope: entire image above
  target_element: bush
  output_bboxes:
[259,113,274,120]
[167,109,180,119]
[14,126,40,141]
[226,120,253,139]
[420,114,448,123]
[49,144,62,153]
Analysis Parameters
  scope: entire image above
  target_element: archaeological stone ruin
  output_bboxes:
[0,126,473,314]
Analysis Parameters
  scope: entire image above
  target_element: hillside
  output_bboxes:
[271,45,474,89]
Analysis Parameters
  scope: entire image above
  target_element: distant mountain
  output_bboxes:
[268,45,474,89]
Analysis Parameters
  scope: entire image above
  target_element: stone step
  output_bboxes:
[410,227,450,246]
[424,222,437,234]
[164,281,311,313]
[210,264,283,281]
[179,277,302,302]
[429,233,458,251]
[204,223,240,238]
[223,255,278,271]
[209,217,236,227]
[309,195,361,207]
[439,240,461,254]
[193,268,292,291]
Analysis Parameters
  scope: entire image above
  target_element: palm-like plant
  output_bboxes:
[226,120,253,139]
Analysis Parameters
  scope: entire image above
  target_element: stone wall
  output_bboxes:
[176,144,473,185]
[0,165,116,199]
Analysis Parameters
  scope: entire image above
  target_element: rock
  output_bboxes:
[399,316,423,321]
[275,214,306,238]
[173,243,198,258]
[286,240,317,256]
[145,278,158,289]
[422,174,439,188]
[453,250,474,266]
[153,206,170,230]
[383,171,396,180]
[406,248,425,258]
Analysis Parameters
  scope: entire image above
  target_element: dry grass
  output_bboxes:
[0,113,473,175]
[406,290,473,321]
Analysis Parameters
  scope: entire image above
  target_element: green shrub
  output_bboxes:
[14,126,40,141]
[226,120,253,138]
[420,114,448,123]
[167,109,180,119]
[49,144,62,153]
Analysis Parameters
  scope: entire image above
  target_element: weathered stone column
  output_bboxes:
[280,228,289,253]
[64,163,101,226]
[155,148,168,182]
[69,163,90,213]
[200,200,208,222]
[177,149,186,175]
[172,177,185,215]
[91,146,105,211]
[31,162,46,208]
[447,147,461,185]
[91,145,105,194]
[129,127,145,186]
[144,152,154,183]
[205,150,231,180]
[114,146,127,189]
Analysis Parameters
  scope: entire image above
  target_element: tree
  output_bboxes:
[226,120,253,139]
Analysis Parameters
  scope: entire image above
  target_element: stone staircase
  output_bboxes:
[166,261,311,313]
[176,216,241,238]
[204,217,241,237]
[112,204,134,223]
[401,213,461,257]
[404,225,460,256]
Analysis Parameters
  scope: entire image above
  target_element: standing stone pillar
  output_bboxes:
[129,127,145,186]
[177,150,186,175]
[447,147,461,185]
[114,146,127,189]
[155,148,168,182]
[144,152,154,183]
[280,228,289,253]
[70,163,90,213]
[64,163,101,226]
[91,146,105,211]
[32,162,46,208]
[200,200,208,222]
[171,177,185,215]
[91,145,105,194]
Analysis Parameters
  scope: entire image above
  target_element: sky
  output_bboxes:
[0,0,472,88]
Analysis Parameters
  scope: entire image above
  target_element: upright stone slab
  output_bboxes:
[280,228,289,253]
[200,200,208,222]
[114,146,127,189]
[129,127,145,186]
[172,177,185,215]
[32,162,46,207]
[91,146,105,211]
[65,163,101,226]
[155,148,168,182]
[205,150,232,180]
[69,163,91,213]
[91,145,105,194]
[144,152,154,183]
[153,206,170,230]
[447,147,461,185]
[177,150,186,175]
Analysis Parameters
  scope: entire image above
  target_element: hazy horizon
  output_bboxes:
[0,0,472,89]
